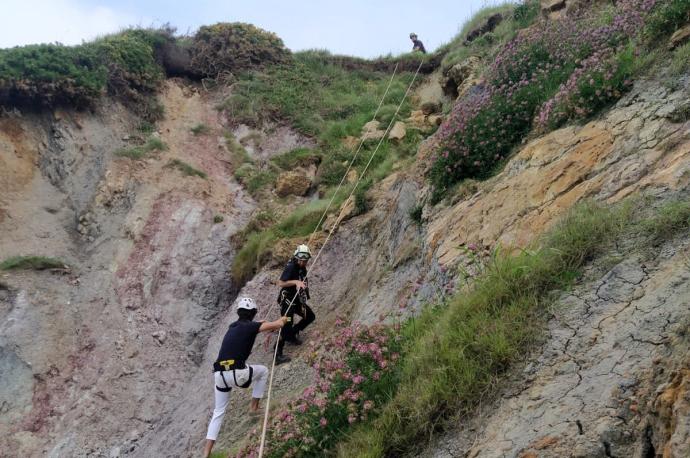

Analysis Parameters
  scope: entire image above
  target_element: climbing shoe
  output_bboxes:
[287,335,303,346]
[275,354,291,365]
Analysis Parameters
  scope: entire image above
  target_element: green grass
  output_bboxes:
[438,1,538,71]
[336,201,632,456]
[642,199,690,243]
[234,166,278,196]
[271,147,321,170]
[190,123,211,135]
[231,186,352,283]
[644,0,690,43]
[0,27,169,108]
[116,137,168,159]
[670,41,690,78]
[0,256,67,271]
[166,159,208,179]
[224,133,253,168]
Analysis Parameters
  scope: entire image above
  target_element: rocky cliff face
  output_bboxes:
[1,62,689,457]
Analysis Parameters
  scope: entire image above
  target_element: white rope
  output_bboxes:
[257,58,424,457]
[307,63,399,247]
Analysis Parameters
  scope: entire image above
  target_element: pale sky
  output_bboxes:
[0,0,510,58]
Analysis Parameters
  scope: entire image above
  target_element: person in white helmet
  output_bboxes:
[274,244,315,365]
[202,297,288,458]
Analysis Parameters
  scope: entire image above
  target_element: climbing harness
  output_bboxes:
[257,57,426,457]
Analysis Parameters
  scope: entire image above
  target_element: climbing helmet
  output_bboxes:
[236,297,257,311]
[294,244,312,260]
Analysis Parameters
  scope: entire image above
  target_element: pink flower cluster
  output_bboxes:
[431,0,659,193]
[234,318,403,457]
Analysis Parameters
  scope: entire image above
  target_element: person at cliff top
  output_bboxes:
[202,297,288,458]
[274,244,315,365]
[410,33,426,53]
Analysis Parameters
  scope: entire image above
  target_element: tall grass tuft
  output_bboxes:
[336,201,630,456]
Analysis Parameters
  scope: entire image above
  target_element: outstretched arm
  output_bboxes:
[259,316,289,332]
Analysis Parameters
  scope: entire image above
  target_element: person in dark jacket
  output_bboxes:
[202,297,288,458]
[410,32,426,53]
[274,244,315,365]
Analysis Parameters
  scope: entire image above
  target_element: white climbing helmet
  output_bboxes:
[294,244,312,260]
[236,297,257,311]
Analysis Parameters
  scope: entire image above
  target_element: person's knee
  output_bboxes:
[254,364,268,379]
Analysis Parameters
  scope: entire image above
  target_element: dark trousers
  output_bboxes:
[276,301,315,355]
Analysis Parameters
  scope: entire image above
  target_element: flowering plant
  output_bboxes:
[431,0,659,197]
[234,320,403,457]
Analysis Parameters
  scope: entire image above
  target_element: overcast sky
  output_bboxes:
[0,0,509,58]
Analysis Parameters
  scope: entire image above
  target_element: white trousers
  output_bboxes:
[205,364,268,441]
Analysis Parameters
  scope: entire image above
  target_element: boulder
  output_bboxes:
[465,13,503,43]
[444,56,481,98]
[427,115,443,127]
[541,0,566,13]
[406,110,428,130]
[361,120,385,142]
[669,25,690,50]
[275,171,311,197]
[322,196,356,233]
[421,101,441,115]
[342,135,359,150]
[347,169,359,183]
[388,121,407,141]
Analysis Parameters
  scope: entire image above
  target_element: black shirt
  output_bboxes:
[280,258,309,304]
[214,319,261,369]
[412,39,426,53]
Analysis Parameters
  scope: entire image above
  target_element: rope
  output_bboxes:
[257,58,424,457]
[307,63,399,247]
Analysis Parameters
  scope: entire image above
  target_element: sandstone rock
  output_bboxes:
[541,0,566,13]
[465,13,503,43]
[362,120,381,135]
[343,135,359,150]
[421,101,441,115]
[360,120,385,142]
[322,196,356,233]
[407,110,428,130]
[445,57,481,99]
[427,115,443,127]
[347,169,358,183]
[275,171,311,197]
[669,25,690,50]
[388,121,407,141]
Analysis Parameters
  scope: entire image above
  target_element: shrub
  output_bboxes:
[431,0,659,197]
[190,23,291,77]
[642,199,690,242]
[234,163,277,196]
[213,215,224,224]
[0,256,67,271]
[234,321,404,457]
[409,203,424,225]
[191,123,211,135]
[116,136,167,159]
[0,44,106,106]
[272,147,322,170]
[0,27,170,108]
[670,41,690,78]
[644,0,690,43]
[225,133,253,167]
[166,159,207,178]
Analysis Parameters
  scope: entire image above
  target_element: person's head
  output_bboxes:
[294,244,312,267]
[409,32,418,41]
[236,297,258,320]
